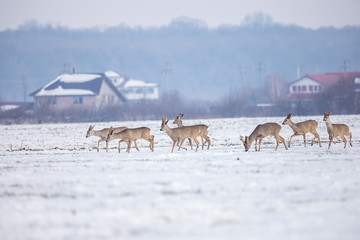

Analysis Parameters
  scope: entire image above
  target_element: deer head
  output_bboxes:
[323,112,332,122]
[106,127,115,142]
[240,135,251,152]
[282,113,293,125]
[86,125,94,138]
[161,115,169,131]
[173,113,184,125]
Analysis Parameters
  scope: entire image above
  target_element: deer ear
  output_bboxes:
[329,112,332,115]
[323,112,326,116]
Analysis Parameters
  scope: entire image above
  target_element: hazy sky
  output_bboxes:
[1,0,360,30]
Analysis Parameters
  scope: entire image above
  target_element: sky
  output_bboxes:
[1,0,360,31]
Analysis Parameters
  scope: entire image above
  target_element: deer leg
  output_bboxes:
[106,141,109,152]
[178,139,187,151]
[171,140,177,153]
[275,137,280,151]
[200,136,205,150]
[339,135,347,149]
[206,136,211,149]
[303,134,306,147]
[280,136,288,150]
[254,139,258,151]
[328,136,334,149]
[126,140,132,153]
[258,138,263,152]
[288,134,299,148]
[349,133,353,147]
[150,135,155,152]
[97,139,103,152]
[193,138,200,152]
[134,140,139,151]
[118,140,121,153]
[187,138,193,150]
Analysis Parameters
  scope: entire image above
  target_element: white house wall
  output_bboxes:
[289,77,323,94]
[96,81,122,107]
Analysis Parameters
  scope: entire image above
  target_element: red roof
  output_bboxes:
[306,72,360,86]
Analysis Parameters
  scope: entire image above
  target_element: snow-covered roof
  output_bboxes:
[124,79,158,88]
[30,73,104,97]
[104,70,120,78]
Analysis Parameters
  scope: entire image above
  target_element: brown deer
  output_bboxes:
[161,115,201,152]
[173,113,211,150]
[106,127,154,153]
[323,112,352,149]
[240,122,288,152]
[86,125,138,152]
[282,113,322,147]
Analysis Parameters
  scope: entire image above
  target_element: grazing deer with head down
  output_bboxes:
[161,115,201,152]
[240,122,288,152]
[86,125,138,152]
[323,112,352,149]
[106,127,154,153]
[282,113,322,147]
[173,113,211,150]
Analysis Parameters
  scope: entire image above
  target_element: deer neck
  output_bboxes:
[287,119,299,132]
[325,120,333,133]
[163,125,177,140]
[176,121,184,128]
[247,133,257,145]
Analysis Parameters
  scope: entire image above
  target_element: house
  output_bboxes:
[289,72,360,99]
[288,72,360,114]
[105,71,159,100]
[30,73,126,112]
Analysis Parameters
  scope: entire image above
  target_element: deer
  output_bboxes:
[86,125,139,152]
[240,122,288,152]
[161,115,201,153]
[173,113,211,150]
[323,112,352,149]
[106,126,154,153]
[282,113,322,147]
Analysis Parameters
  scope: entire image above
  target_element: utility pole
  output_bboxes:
[342,60,351,72]
[297,63,300,79]
[256,61,265,86]
[162,62,172,93]
[239,65,248,88]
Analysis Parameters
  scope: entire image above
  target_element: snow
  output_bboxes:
[1,115,360,240]
[124,79,158,88]
[36,85,95,96]
[0,104,20,112]
[58,73,101,83]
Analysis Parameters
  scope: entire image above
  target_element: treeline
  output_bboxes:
[1,81,358,124]
[1,15,360,102]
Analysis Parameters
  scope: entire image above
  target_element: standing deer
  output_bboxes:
[161,115,201,152]
[173,113,211,150]
[323,112,352,149]
[86,125,138,152]
[282,113,322,147]
[106,127,154,153]
[240,122,288,152]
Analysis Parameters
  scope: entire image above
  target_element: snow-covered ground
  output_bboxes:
[1,115,360,240]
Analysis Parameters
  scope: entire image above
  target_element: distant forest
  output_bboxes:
[1,15,360,102]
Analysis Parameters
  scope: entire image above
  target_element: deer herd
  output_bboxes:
[86,112,353,153]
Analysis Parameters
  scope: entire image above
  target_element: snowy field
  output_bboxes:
[1,115,360,240]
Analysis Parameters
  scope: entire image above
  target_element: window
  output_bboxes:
[314,86,318,92]
[309,86,313,92]
[49,97,57,105]
[298,86,301,92]
[302,86,307,92]
[292,86,297,92]
[73,96,83,104]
